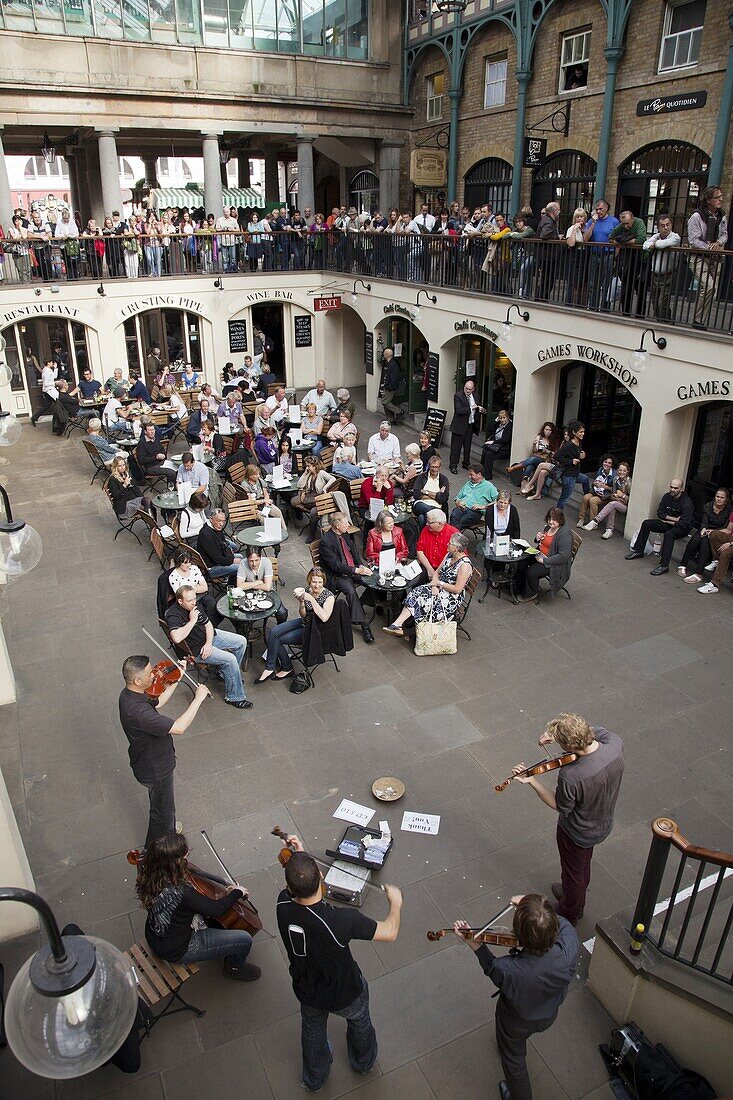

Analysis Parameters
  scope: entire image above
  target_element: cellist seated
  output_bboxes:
[136,833,262,982]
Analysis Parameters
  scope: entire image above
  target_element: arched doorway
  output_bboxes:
[317,175,340,215]
[556,361,641,471]
[463,158,512,215]
[375,316,430,417]
[349,170,379,215]
[1,315,91,417]
[617,141,709,237]
[446,334,516,420]
[124,308,203,385]
[686,400,733,515]
[531,150,596,232]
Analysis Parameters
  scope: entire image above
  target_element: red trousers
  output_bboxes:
[556,821,594,924]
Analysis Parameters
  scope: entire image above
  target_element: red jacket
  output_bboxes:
[365,526,409,565]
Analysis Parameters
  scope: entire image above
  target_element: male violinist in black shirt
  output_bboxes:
[277,835,402,1093]
[455,893,578,1100]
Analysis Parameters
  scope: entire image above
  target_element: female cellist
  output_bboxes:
[135,833,262,982]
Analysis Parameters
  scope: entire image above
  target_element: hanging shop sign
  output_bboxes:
[314,296,341,311]
[410,149,448,188]
[427,352,439,402]
[228,319,247,353]
[523,137,547,168]
[294,314,313,348]
[636,91,707,116]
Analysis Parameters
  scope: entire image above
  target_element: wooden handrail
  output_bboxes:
[651,816,733,870]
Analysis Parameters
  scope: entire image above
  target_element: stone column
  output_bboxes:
[263,146,280,207]
[237,152,250,189]
[510,70,531,218]
[594,47,624,202]
[296,137,315,214]
[0,130,13,229]
[379,139,402,214]
[65,149,81,217]
[202,133,224,218]
[339,165,348,207]
[84,143,105,225]
[97,129,123,216]
[142,154,159,188]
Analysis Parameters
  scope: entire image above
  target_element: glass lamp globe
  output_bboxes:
[500,321,513,342]
[412,307,421,322]
[4,936,138,1079]
[0,412,22,446]
[350,292,358,304]
[0,334,6,352]
[0,362,12,387]
[629,348,648,373]
[0,522,43,575]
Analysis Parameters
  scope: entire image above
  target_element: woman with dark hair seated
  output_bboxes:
[482,409,513,479]
[509,421,560,484]
[515,507,573,603]
[137,833,260,981]
[678,486,733,583]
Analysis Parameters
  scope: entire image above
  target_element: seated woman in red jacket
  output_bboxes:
[358,464,395,511]
[366,509,409,565]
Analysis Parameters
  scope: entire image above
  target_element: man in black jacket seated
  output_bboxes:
[136,422,176,487]
[197,510,244,580]
[318,512,374,643]
[625,477,694,575]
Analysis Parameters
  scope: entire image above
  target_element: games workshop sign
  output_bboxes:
[537,342,638,388]
[636,91,706,116]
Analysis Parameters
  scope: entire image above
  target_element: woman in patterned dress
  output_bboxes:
[383,533,472,636]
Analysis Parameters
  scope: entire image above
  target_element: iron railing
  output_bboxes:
[632,817,733,986]
[2,229,732,335]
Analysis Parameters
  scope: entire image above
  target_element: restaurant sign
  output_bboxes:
[117,294,204,320]
[636,91,707,116]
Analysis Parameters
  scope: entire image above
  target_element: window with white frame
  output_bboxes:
[484,56,507,109]
[559,30,590,93]
[426,72,444,121]
[659,0,706,71]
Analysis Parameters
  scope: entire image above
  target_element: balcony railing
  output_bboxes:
[632,817,733,986]
[2,229,732,336]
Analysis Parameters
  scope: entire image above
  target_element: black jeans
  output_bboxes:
[632,519,688,567]
[680,528,712,571]
[449,427,475,468]
[331,575,365,624]
[142,772,175,848]
[496,999,556,1100]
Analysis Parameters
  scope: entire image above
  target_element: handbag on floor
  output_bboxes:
[414,597,457,656]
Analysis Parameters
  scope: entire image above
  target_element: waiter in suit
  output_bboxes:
[455,893,578,1100]
[449,379,484,474]
[318,512,375,644]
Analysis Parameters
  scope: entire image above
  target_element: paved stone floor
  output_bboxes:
[0,394,730,1099]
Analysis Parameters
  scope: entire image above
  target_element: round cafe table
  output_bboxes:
[216,591,283,669]
[237,525,290,556]
[265,474,299,523]
[476,539,531,604]
[359,566,420,625]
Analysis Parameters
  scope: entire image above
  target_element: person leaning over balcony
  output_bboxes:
[678,487,732,583]
[535,202,560,301]
[687,186,728,329]
[508,213,535,298]
[609,210,647,317]
[583,199,619,310]
[642,215,681,322]
[564,208,588,306]
[625,477,694,575]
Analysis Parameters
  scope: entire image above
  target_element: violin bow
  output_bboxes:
[140,625,200,690]
[472,902,515,941]
[199,830,278,941]
[273,828,386,896]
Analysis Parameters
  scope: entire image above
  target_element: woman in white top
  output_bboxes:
[54,209,80,280]
[392,443,424,499]
[235,549,288,623]
[178,491,209,545]
[565,207,588,306]
[168,547,220,623]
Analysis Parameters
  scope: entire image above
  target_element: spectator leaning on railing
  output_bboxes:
[687,186,728,330]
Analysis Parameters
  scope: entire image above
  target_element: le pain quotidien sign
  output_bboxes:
[637,91,707,116]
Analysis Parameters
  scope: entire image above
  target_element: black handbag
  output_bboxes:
[289,673,310,694]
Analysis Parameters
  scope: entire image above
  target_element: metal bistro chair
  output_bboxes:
[139,511,179,562]
[226,498,261,543]
[138,438,173,494]
[535,531,582,605]
[348,479,365,529]
[101,477,146,545]
[81,437,110,485]
[183,544,229,593]
[454,566,482,640]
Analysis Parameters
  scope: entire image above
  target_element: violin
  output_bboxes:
[426,927,519,948]
[127,841,263,938]
[495,752,577,793]
[271,826,326,898]
[145,660,183,698]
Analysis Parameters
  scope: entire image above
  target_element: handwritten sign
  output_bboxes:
[365,330,374,376]
[228,319,247,353]
[401,811,440,835]
[333,799,376,827]
[422,407,447,447]
[294,314,312,348]
[427,351,439,402]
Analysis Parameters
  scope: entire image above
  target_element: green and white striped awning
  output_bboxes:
[148,186,264,211]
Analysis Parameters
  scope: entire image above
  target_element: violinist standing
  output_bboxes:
[137,834,261,982]
[118,655,209,847]
[512,713,625,926]
[454,894,578,1100]
[276,835,403,1093]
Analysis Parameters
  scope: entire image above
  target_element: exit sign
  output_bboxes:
[314,296,342,311]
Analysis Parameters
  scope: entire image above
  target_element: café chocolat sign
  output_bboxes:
[637,91,706,116]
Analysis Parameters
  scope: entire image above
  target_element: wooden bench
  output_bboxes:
[125,940,205,1028]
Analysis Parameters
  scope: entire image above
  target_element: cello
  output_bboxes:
[495,752,577,793]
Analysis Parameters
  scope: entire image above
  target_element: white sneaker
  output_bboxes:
[583,521,598,531]
[677,566,687,577]
[601,529,613,539]
[698,582,719,594]
[576,519,585,528]
[704,561,716,572]
[683,573,702,584]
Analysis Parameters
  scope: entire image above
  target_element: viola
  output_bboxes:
[426,927,519,948]
[145,660,183,698]
[127,846,263,938]
[495,752,577,793]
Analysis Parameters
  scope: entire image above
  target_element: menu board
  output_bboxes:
[364,330,374,376]
[427,352,439,402]
[294,314,312,348]
[423,406,447,447]
[228,320,247,353]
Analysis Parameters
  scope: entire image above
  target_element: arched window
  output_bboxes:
[349,170,379,215]
[121,159,135,181]
[531,150,596,232]
[463,158,512,217]
[617,141,709,237]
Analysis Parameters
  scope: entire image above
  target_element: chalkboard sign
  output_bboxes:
[427,352,439,402]
[228,320,247,354]
[364,330,374,376]
[294,314,312,348]
[423,407,447,447]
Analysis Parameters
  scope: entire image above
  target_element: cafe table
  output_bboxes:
[216,591,283,669]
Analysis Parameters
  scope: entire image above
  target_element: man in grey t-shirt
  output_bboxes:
[513,713,624,924]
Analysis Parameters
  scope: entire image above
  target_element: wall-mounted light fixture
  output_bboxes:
[413,290,437,321]
[500,303,530,342]
[629,328,667,373]
[350,279,371,303]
